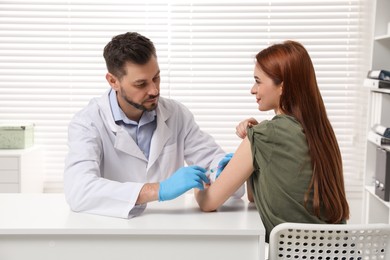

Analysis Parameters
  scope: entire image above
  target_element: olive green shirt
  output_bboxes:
[247,114,326,242]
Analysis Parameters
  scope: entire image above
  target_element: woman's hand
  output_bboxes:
[235,117,259,139]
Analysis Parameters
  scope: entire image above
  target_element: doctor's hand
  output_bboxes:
[235,117,259,139]
[158,166,209,201]
[216,153,234,178]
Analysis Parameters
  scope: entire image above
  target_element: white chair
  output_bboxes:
[268,222,390,260]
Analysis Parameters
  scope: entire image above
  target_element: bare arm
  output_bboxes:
[195,137,254,211]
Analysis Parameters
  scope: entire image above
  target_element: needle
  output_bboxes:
[206,166,222,182]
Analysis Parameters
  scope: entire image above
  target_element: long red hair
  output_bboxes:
[256,40,349,223]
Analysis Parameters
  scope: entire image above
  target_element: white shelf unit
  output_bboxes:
[364,0,390,224]
[0,146,44,193]
[365,186,390,223]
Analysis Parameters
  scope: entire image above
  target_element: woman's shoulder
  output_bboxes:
[252,114,300,131]
[272,114,299,125]
[249,114,304,144]
[269,114,303,132]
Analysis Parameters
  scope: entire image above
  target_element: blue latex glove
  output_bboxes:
[158,165,209,201]
[216,153,234,178]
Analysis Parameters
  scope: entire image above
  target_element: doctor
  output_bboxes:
[64,32,243,218]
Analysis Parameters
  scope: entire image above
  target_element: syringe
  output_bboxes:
[206,165,222,183]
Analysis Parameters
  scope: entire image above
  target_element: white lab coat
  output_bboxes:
[64,90,243,218]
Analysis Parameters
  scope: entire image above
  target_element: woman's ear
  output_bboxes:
[106,72,119,90]
[279,82,283,96]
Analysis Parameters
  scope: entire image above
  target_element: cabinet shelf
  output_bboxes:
[365,185,390,209]
[367,139,390,152]
[365,185,390,223]
[375,34,390,42]
[371,88,390,94]
[363,78,390,94]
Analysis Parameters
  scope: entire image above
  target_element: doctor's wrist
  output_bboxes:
[136,183,159,204]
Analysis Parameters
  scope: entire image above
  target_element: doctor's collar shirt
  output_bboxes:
[109,89,157,159]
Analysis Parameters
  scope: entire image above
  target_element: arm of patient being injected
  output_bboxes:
[195,138,254,212]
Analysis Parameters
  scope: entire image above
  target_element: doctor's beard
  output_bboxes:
[118,85,159,112]
[124,95,158,111]
[121,92,159,112]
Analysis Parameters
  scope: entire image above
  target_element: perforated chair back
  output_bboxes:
[268,222,390,260]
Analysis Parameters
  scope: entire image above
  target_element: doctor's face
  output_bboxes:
[107,55,160,115]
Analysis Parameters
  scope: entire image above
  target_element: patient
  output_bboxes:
[195,40,349,242]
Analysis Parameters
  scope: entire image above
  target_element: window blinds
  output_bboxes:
[0,0,369,191]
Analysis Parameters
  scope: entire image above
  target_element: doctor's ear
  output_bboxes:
[106,73,120,90]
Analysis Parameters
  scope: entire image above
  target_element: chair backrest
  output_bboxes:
[268,222,390,260]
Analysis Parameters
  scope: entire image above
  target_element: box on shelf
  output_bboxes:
[0,123,34,149]
[375,147,390,201]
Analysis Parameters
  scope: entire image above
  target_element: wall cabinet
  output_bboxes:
[364,0,390,224]
[0,146,43,193]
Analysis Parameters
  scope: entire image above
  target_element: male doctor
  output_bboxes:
[64,32,243,218]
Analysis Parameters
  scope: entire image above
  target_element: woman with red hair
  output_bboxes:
[195,40,349,242]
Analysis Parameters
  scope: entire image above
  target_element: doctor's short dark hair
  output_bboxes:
[103,32,156,79]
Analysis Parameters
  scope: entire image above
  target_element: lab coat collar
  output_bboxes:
[99,89,120,133]
[147,98,172,171]
[115,128,147,161]
[98,89,173,166]
[98,90,146,161]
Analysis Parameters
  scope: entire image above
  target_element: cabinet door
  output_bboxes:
[0,157,18,170]
[0,170,19,183]
[0,184,19,193]
[0,157,19,192]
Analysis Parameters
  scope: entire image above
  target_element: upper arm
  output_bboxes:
[68,117,102,161]
[196,137,254,211]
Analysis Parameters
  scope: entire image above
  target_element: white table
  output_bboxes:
[0,193,265,260]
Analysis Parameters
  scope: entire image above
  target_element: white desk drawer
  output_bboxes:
[0,170,18,182]
[0,157,19,170]
[0,147,43,193]
[0,183,19,193]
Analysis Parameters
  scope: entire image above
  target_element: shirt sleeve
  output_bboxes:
[246,120,275,172]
